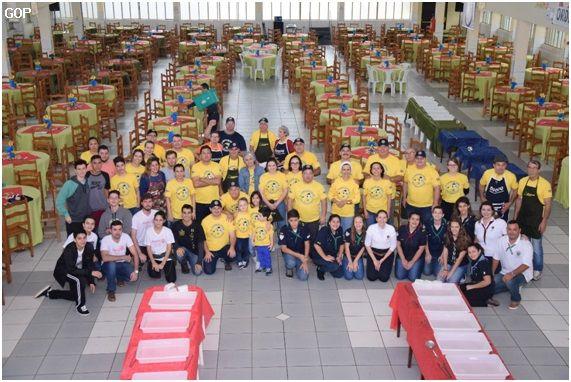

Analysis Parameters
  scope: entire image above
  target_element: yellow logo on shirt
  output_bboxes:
[288,177,300,187]
[235,217,250,233]
[204,170,214,179]
[209,224,225,238]
[117,182,130,195]
[369,186,385,199]
[254,226,267,241]
[411,174,426,187]
[176,186,191,201]
[299,190,316,204]
[337,187,350,200]
[264,180,281,194]
[444,181,460,194]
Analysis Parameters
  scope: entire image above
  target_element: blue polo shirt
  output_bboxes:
[397,225,427,261]
[425,220,447,258]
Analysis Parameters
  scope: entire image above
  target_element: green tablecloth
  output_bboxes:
[554,156,569,208]
[404,98,465,156]
[461,72,497,101]
[3,151,50,195]
[243,53,276,80]
[372,65,404,92]
[525,67,564,81]
[2,83,36,116]
[319,108,361,127]
[3,185,43,247]
[15,124,73,162]
[179,41,208,55]
[401,39,430,62]
[361,56,395,70]
[295,65,327,80]
[148,115,204,136]
[177,64,217,76]
[310,79,351,97]
[46,102,98,135]
[77,84,117,107]
[533,117,569,160]
[15,70,58,94]
[433,56,461,80]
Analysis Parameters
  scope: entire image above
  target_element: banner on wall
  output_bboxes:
[546,6,569,27]
[461,2,476,30]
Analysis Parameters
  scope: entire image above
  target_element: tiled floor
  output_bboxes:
[2,46,568,380]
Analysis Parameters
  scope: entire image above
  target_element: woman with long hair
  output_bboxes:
[259,158,288,230]
[343,215,367,280]
[460,243,494,306]
[438,219,471,283]
[364,210,397,282]
[312,214,345,281]
[285,154,303,188]
[126,149,146,183]
[362,162,394,227]
[474,200,507,260]
[439,158,470,220]
[451,196,476,241]
[395,212,427,281]
[139,156,167,212]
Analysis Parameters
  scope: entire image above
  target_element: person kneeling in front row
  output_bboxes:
[144,210,177,283]
[313,214,345,280]
[279,209,311,281]
[460,243,494,307]
[172,204,204,275]
[364,210,397,282]
[35,230,102,316]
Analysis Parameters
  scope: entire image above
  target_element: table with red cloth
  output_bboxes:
[120,285,214,380]
[389,282,513,380]
[15,69,59,94]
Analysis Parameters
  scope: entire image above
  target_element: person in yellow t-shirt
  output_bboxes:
[251,208,274,274]
[80,137,100,163]
[249,117,277,164]
[171,134,195,169]
[400,146,437,173]
[191,146,222,224]
[363,138,404,183]
[249,191,263,225]
[165,164,196,222]
[362,161,395,226]
[328,162,361,232]
[326,143,364,184]
[126,149,146,183]
[285,155,303,188]
[283,138,321,176]
[403,150,440,224]
[439,158,469,220]
[234,197,253,268]
[259,158,288,229]
[287,164,327,240]
[110,156,140,213]
[135,129,166,162]
[220,182,248,217]
[201,200,236,274]
[219,143,246,192]
[478,155,518,221]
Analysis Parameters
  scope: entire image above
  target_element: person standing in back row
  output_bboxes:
[249,117,277,166]
[479,155,518,221]
[56,159,91,235]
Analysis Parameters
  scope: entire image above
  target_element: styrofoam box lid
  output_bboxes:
[136,338,190,364]
[149,291,197,310]
[434,331,492,354]
[417,295,470,313]
[446,354,510,380]
[425,311,481,332]
[140,311,192,334]
[413,282,463,298]
[132,370,188,380]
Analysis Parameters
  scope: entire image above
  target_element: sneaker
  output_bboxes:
[533,270,542,281]
[107,291,116,302]
[486,298,500,307]
[265,267,273,276]
[508,301,520,310]
[255,267,263,273]
[225,262,232,271]
[35,285,51,299]
[180,261,190,274]
[238,261,246,269]
[317,268,325,281]
[117,280,125,287]
[76,305,90,316]
[285,269,294,278]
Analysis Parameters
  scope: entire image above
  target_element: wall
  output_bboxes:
[445,2,460,28]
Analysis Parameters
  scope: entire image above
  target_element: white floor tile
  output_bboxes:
[349,331,384,348]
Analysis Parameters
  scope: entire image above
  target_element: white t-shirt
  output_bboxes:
[144,226,175,257]
[63,232,98,250]
[132,209,158,245]
[494,235,534,282]
[76,248,84,269]
[474,218,507,258]
[100,233,134,262]
[364,224,397,251]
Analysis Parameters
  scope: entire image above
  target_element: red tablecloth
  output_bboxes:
[389,282,513,380]
[495,86,530,94]
[2,151,39,165]
[21,124,67,134]
[525,102,564,112]
[345,126,379,137]
[351,146,376,159]
[2,186,23,206]
[51,102,92,111]
[120,285,214,380]
[536,118,569,128]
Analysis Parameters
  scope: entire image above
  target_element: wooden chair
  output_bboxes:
[545,129,569,165]
[50,107,68,124]
[385,115,402,150]
[461,73,477,103]
[517,117,542,159]
[3,199,35,258]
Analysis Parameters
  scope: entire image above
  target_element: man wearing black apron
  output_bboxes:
[479,156,518,221]
[514,160,552,281]
[220,142,245,193]
[251,118,275,166]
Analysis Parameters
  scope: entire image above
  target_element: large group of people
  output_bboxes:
[36,119,553,316]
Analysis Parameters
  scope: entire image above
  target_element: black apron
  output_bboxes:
[222,156,240,193]
[255,132,273,163]
[485,176,509,220]
[273,141,290,165]
[517,179,543,239]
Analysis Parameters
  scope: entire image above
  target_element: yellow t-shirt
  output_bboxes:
[252,220,274,246]
[220,191,248,214]
[165,178,195,219]
[362,177,395,213]
[250,130,277,151]
[233,211,252,239]
[135,141,166,162]
[110,173,139,209]
[440,172,470,204]
[363,153,404,178]
[259,172,288,201]
[285,171,303,188]
[80,150,97,163]
[288,180,327,222]
[174,148,196,170]
[191,161,222,204]
[479,169,518,191]
[400,159,437,174]
[517,176,552,205]
[219,155,246,180]
[284,151,321,170]
[326,159,364,181]
[328,177,361,217]
[404,165,440,207]
[125,163,146,183]
[201,214,234,251]
[249,206,262,224]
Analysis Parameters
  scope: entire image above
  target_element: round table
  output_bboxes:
[179,41,208,55]
[319,108,361,127]
[533,117,569,159]
[401,39,430,62]
[462,71,497,101]
[372,65,404,91]
[76,84,117,107]
[433,55,461,80]
[2,185,43,247]
[316,93,357,109]
[46,102,98,132]
[175,73,214,87]
[337,125,388,146]
[148,115,203,136]
[311,79,351,97]
[2,83,35,116]
[2,151,50,194]
[15,69,58,94]
[350,146,377,160]
[282,33,309,41]
[518,102,564,119]
[553,156,569,208]
[69,40,102,54]
[177,64,217,76]
[187,32,213,40]
[483,46,509,57]
[524,67,564,81]
[15,124,73,161]
[196,55,225,68]
[295,65,327,80]
[106,58,142,72]
[361,56,395,70]
[243,53,277,80]
[549,78,569,100]
[121,40,151,49]
[164,85,205,100]
[245,43,278,54]
[228,38,255,52]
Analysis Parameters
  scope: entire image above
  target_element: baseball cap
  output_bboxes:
[225,116,235,123]
[209,200,222,208]
[229,142,239,149]
[378,138,389,146]
[301,164,314,172]
[415,150,427,158]
[293,138,305,144]
[228,181,239,188]
[258,117,269,123]
[340,143,351,150]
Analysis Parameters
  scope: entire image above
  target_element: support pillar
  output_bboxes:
[465,6,481,55]
[3,16,11,75]
[71,2,84,38]
[434,2,446,42]
[511,20,531,85]
[36,4,53,55]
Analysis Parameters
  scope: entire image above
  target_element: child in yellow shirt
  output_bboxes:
[234,198,252,269]
[252,208,274,275]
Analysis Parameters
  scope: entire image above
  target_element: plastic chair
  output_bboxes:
[238,53,253,79]
[395,69,409,95]
[366,64,379,94]
[380,69,395,96]
[253,57,266,81]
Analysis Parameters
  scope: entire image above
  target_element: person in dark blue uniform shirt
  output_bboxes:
[279,209,311,280]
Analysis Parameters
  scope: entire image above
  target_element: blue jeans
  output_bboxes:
[531,237,544,272]
[102,261,134,292]
[340,216,354,233]
[256,246,272,269]
[494,273,527,302]
[203,245,232,275]
[312,255,344,278]
[174,246,203,275]
[282,253,309,281]
[235,238,251,264]
[395,257,424,281]
[439,264,467,283]
[129,207,140,215]
[423,256,442,277]
[405,204,432,226]
[342,257,365,280]
[366,210,377,227]
[275,201,287,231]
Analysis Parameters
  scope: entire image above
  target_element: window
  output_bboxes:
[346,1,412,20]
[104,2,173,20]
[545,28,566,48]
[481,10,491,24]
[139,2,173,19]
[56,2,72,19]
[82,2,98,19]
[263,1,336,20]
[500,15,512,31]
[181,1,254,20]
